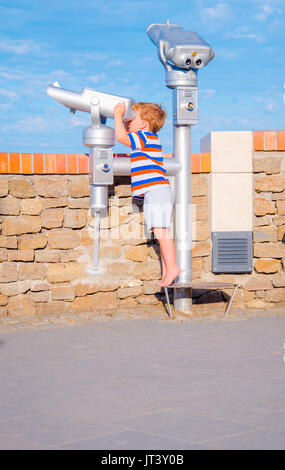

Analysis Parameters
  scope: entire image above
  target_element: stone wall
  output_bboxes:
[0,135,284,319]
[252,151,285,307]
[0,172,210,317]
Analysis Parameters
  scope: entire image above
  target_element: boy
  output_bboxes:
[113,101,180,287]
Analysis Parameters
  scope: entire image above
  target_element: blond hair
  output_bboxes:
[133,102,166,133]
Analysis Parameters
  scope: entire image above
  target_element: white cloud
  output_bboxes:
[71,50,109,68]
[49,70,71,78]
[109,60,123,67]
[83,51,108,61]
[226,26,266,43]
[89,73,107,84]
[214,48,240,60]
[0,38,41,55]
[201,3,233,22]
[0,117,50,134]
[200,89,216,99]
[18,117,50,132]
[0,88,18,100]
[0,70,25,80]
[263,5,273,13]
[253,94,279,112]
[254,4,277,21]
[70,114,89,127]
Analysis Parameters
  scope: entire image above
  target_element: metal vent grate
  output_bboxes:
[212,231,252,273]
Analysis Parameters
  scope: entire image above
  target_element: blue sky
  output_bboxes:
[0,0,284,154]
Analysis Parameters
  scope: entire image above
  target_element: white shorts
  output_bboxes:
[143,186,175,232]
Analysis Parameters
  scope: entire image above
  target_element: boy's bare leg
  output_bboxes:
[153,228,166,278]
[152,227,180,287]
[161,250,166,279]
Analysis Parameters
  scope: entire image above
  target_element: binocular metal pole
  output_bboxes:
[173,123,192,312]
[92,208,100,273]
[169,79,198,314]
[89,183,109,273]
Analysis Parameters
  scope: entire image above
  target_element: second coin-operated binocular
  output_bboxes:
[147,22,214,71]
[147,21,215,123]
[147,22,214,88]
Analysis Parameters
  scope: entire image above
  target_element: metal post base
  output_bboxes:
[164,287,192,318]
[86,268,104,275]
[164,287,172,318]
[224,284,239,318]
[173,287,192,314]
[164,283,239,319]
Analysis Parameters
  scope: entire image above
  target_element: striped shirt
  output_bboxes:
[128,130,170,198]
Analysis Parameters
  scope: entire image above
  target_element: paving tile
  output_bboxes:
[236,410,285,433]
[60,429,206,450]
[202,428,285,450]
[164,387,280,422]
[3,412,126,447]
[0,430,57,450]
[0,401,39,423]
[113,409,258,444]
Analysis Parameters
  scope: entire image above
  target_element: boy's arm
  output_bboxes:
[113,103,131,147]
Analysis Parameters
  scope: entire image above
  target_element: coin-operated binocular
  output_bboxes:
[147,22,214,86]
[47,82,136,272]
[47,82,135,215]
[147,22,214,312]
[147,22,214,125]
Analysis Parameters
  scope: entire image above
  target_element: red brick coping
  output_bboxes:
[253,131,285,151]
[0,152,210,175]
[1,131,284,175]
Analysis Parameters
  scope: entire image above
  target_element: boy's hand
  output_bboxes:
[113,102,126,119]
[114,102,131,147]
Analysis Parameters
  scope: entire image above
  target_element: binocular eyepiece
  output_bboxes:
[184,57,203,68]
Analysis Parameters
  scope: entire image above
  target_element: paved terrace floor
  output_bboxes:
[0,306,285,450]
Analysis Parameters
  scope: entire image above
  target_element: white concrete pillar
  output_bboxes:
[201,131,253,273]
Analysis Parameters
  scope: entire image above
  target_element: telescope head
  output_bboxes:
[147,22,214,87]
[46,82,136,121]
